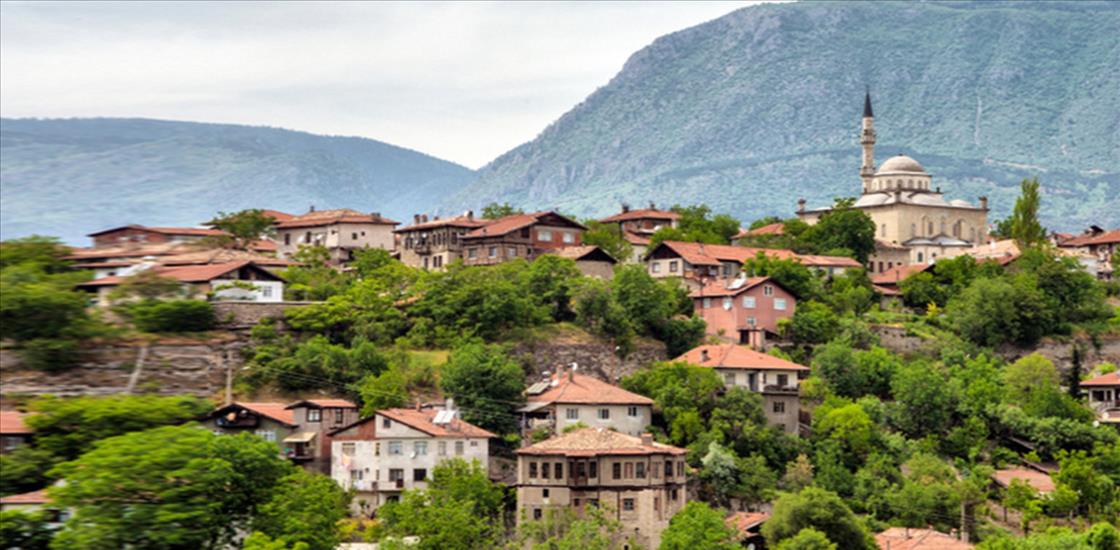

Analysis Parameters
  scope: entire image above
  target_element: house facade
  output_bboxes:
[646,241,858,290]
[676,344,808,434]
[515,428,688,549]
[202,402,298,447]
[86,225,226,248]
[395,213,489,270]
[284,399,360,473]
[275,208,399,264]
[329,404,494,515]
[0,411,33,454]
[460,212,586,266]
[77,260,285,306]
[598,205,680,263]
[690,276,796,347]
[1059,228,1119,280]
[519,370,653,438]
[1082,372,1120,425]
[546,246,617,279]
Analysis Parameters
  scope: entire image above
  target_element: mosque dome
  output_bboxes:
[877,155,926,174]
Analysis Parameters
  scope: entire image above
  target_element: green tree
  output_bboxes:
[890,361,956,437]
[659,501,739,550]
[742,254,822,301]
[378,459,504,550]
[1009,178,1047,248]
[527,254,583,322]
[0,280,91,342]
[648,204,740,249]
[127,299,215,332]
[517,504,624,550]
[242,532,310,550]
[621,361,724,444]
[762,486,875,550]
[482,202,523,218]
[947,275,1049,347]
[0,446,55,496]
[205,209,278,250]
[1003,354,1090,420]
[0,509,54,550]
[581,220,634,263]
[775,528,838,550]
[798,199,876,264]
[0,236,72,272]
[49,426,294,550]
[784,301,840,344]
[109,269,184,302]
[439,342,525,434]
[251,470,351,550]
[886,453,962,531]
[781,454,815,492]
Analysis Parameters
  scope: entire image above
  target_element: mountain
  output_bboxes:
[451,1,1120,231]
[0,118,477,243]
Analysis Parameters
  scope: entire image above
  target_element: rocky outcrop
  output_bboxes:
[510,327,667,384]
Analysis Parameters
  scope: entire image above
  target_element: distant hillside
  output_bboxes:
[452,1,1120,231]
[0,118,477,243]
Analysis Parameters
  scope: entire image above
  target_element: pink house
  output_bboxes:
[691,276,796,347]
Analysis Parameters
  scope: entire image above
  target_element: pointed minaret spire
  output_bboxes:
[860,89,876,193]
[863,88,874,118]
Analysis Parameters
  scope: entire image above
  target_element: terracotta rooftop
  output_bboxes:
[623,231,652,246]
[963,239,1021,265]
[870,263,932,286]
[87,224,225,238]
[524,372,653,407]
[725,511,770,537]
[259,209,296,222]
[689,276,788,298]
[675,344,809,371]
[796,254,863,268]
[157,249,293,267]
[598,208,681,223]
[63,242,194,261]
[0,410,32,434]
[276,208,399,229]
[1061,229,1120,247]
[549,246,616,263]
[991,468,1055,493]
[0,489,51,506]
[517,427,685,457]
[873,284,903,296]
[378,408,495,439]
[395,214,490,232]
[463,211,586,239]
[286,399,357,409]
[653,241,797,266]
[78,261,282,287]
[742,222,785,237]
[1081,372,1120,387]
[875,528,973,550]
[217,402,296,427]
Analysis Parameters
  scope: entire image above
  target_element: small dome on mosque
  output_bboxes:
[877,155,926,174]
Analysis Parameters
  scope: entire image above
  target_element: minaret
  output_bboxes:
[860,90,876,193]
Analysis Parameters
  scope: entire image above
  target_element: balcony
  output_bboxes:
[761,384,799,395]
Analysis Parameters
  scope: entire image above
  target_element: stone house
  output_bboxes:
[394,213,489,270]
[283,399,360,473]
[1082,372,1120,425]
[86,224,226,248]
[598,205,680,263]
[546,246,617,279]
[274,208,399,265]
[690,276,796,347]
[1059,228,1119,280]
[77,260,285,306]
[675,344,808,434]
[460,212,586,266]
[328,404,494,515]
[203,401,298,447]
[0,410,32,454]
[515,428,688,549]
[519,369,653,438]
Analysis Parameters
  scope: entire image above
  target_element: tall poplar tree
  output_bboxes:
[1009,178,1046,247]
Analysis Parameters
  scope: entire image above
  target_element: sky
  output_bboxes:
[0,1,766,168]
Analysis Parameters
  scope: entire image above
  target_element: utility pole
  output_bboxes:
[224,349,233,405]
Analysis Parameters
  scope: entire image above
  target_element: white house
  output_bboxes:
[518,368,654,438]
[77,260,285,306]
[329,402,494,515]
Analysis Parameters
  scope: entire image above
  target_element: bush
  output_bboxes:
[128,300,214,332]
[18,337,81,372]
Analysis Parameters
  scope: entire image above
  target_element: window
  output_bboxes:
[747,316,756,327]
[538,229,553,241]
[777,374,789,387]
[627,406,639,417]
[488,246,497,258]
[533,508,543,520]
[334,409,344,424]
[724,372,736,385]
[375,442,380,456]
[774,298,787,311]
[562,232,575,243]
[261,285,272,298]
[742,296,756,308]
[350,469,363,481]
[877,261,884,273]
[624,462,634,478]
[342,443,356,456]
[654,496,660,512]
[651,262,661,273]
[554,463,563,479]
[653,462,661,479]
[529,462,538,478]
[677,461,684,477]
[284,233,291,245]
[881,224,887,237]
[566,408,579,420]
[541,462,550,479]
[636,462,646,478]
[917,252,924,262]
[664,461,673,477]
[763,285,774,296]
[307,409,321,422]
[414,441,428,456]
[468,248,477,259]
[575,461,586,478]
[413,468,427,481]
[622,498,635,512]
[352,232,358,240]
[702,297,711,309]
[255,430,276,442]
[438,441,447,456]
[773,401,786,413]
[470,440,478,447]
[543,488,550,498]
[455,441,464,455]
[508,246,517,257]
[304,231,312,243]
[388,441,402,455]
[389,468,404,482]
[671,488,679,501]
[598,408,610,420]
[613,463,622,480]
[589,461,598,478]
[722,297,732,310]
[382,418,391,429]
[669,260,679,273]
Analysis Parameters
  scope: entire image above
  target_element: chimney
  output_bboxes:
[569,363,578,382]
[640,433,653,446]
[371,212,381,218]
[415,399,422,411]
[621,203,631,213]
[700,349,710,362]
[421,214,429,223]
[309,205,316,213]
[445,397,455,412]
[797,198,806,213]
[648,201,656,210]
[414,214,421,224]
[466,209,474,220]
[979,196,988,210]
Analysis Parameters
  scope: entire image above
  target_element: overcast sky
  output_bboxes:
[0,1,766,168]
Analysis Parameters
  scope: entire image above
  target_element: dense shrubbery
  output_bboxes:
[126,299,215,332]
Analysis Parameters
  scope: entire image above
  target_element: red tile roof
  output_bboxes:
[526,372,653,407]
[0,410,32,435]
[992,468,1055,493]
[0,489,51,506]
[517,427,685,457]
[623,231,651,246]
[872,284,902,296]
[796,254,862,268]
[87,224,225,238]
[156,249,293,268]
[726,511,770,537]
[870,263,932,286]
[395,214,490,232]
[654,241,797,266]
[219,402,296,426]
[78,261,282,287]
[1061,229,1120,247]
[743,222,785,237]
[259,209,296,222]
[689,276,774,298]
[64,242,194,261]
[675,344,809,371]
[875,528,974,550]
[462,211,586,239]
[276,209,399,229]
[378,408,495,439]
[286,399,357,409]
[1082,372,1120,387]
[599,208,681,223]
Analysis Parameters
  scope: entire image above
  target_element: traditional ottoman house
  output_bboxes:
[203,402,298,447]
[86,224,227,248]
[690,276,796,347]
[328,402,494,515]
[598,205,680,263]
[274,208,399,265]
[518,368,653,438]
[394,212,489,270]
[676,344,808,434]
[0,410,33,454]
[515,428,688,549]
[284,399,360,473]
[77,260,285,306]
[1082,372,1120,425]
[646,241,858,290]
[460,211,586,266]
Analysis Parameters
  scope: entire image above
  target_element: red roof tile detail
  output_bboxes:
[870,263,932,286]
[725,511,770,536]
[395,215,490,232]
[528,372,652,406]
[463,211,585,239]
[744,222,785,236]
[623,232,651,246]
[1061,229,1120,247]
[78,261,281,287]
[378,408,495,439]
[276,209,399,229]
[0,410,32,434]
[0,489,51,505]
[228,402,296,426]
[517,427,685,457]
[689,276,773,298]
[599,209,681,223]
[875,527,974,550]
[1081,372,1120,387]
[87,224,225,238]
[991,468,1056,493]
[675,344,809,371]
[656,241,796,266]
[259,209,296,222]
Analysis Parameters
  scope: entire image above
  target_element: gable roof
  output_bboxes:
[598,208,680,223]
[726,511,770,537]
[875,528,973,550]
[675,344,809,371]
[689,276,796,300]
[208,402,296,427]
[77,261,284,287]
[377,408,495,439]
[650,241,797,266]
[156,249,293,268]
[623,231,651,246]
[276,208,399,229]
[395,214,490,233]
[870,263,932,286]
[286,399,357,409]
[549,246,617,264]
[259,209,296,222]
[463,211,586,240]
[742,222,785,237]
[87,224,225,238]
[796,254,863,268]
[0,489,51,506]
[991,468,1055,493]
[1061,229,1120,247]
[523,372,652,408]
[517,427,685,457]
[1082,372,1120,387]
[0,410,32,435]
